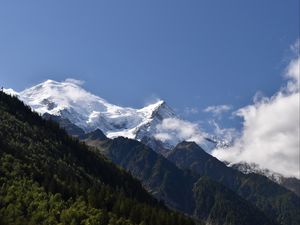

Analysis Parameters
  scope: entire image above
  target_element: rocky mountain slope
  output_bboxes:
[83,130,298,225]
[229,162,300,196]
[166,141,300,225]
[5,79,216,152]
[0,91,195,225]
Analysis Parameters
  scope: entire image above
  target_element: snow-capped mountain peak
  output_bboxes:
[9,80,179,145]
[3,88,19,96]
[19,79,110,116]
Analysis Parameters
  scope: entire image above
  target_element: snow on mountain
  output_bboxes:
[3,88,19,96]
[228,162,283,183]
[228,161,300,196]
[6,80,188,148]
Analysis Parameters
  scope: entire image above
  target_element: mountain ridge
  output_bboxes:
[5,80,299,186]
[2,89,299,225]
[166,141,300,225]
[0,91,195,225]
[229,162,300,196]
[4,80,184,148]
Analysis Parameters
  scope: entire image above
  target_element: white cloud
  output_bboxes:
[64,78,85,86]
[285,57,300,93]
[252,91,269,104]
[290,38,300,55]
[209,120,239,143]
[183,107,199,115]
[154,133,173,142]
[212,40,300,178]
[204,104,232,118]
[154,118,206,147]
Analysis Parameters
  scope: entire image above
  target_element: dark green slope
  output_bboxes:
[43,113,85,137]
[92,137,197,214]
[230,163,300,197]
[167,141,300,225]
[193,177,277,225]
[167,141,244,190]
[0,92,195,225]
[85,134,282,225]
[26,90,298,225]
[280,177,300,196]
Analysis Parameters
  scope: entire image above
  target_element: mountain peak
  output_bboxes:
[140,100,176,120]
[44,79,58,84]
[171,141,209,158]
[11,79,206,151]
[82,128,107,141]
[43,79,81,86]
[15,80,178,147]
[3,88,19,96]
[138,100,165,113]
[19,79,111,116]
[175,141,201,149]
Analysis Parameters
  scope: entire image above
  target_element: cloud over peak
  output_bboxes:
[204,104,232,118]
[212,40,300,178]
[65,78,85,86]
[154,118,205,146]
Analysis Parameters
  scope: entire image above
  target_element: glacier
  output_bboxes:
[4,79,211,150]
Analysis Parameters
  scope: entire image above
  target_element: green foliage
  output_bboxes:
[0,178,110,225]
[167,141,300,225]
[0,92,195,225]
[193,177,278,225]
[88,135,282,225]
[96,137,197,214]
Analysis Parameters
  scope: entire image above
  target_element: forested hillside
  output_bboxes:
[88,136,279,225]
[0,92,195,225]
[168,141,300,225]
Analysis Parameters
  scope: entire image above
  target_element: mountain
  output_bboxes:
[24,80,296,196]
[5,79,219,153]
[85,136,197,214]
[8,80,176,144]
[81,128,108,141]
[3,86,299,224]
[193,177,277,225]
[42,113,85,137]
[167,142,239,190]
[0,91,195,225]
[166,141,300,225]
[229,162,300,196]
[85,133,284,225]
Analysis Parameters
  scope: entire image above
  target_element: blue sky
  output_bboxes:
[0,1,299,131]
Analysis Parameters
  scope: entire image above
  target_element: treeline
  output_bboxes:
[0,92,195,225]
